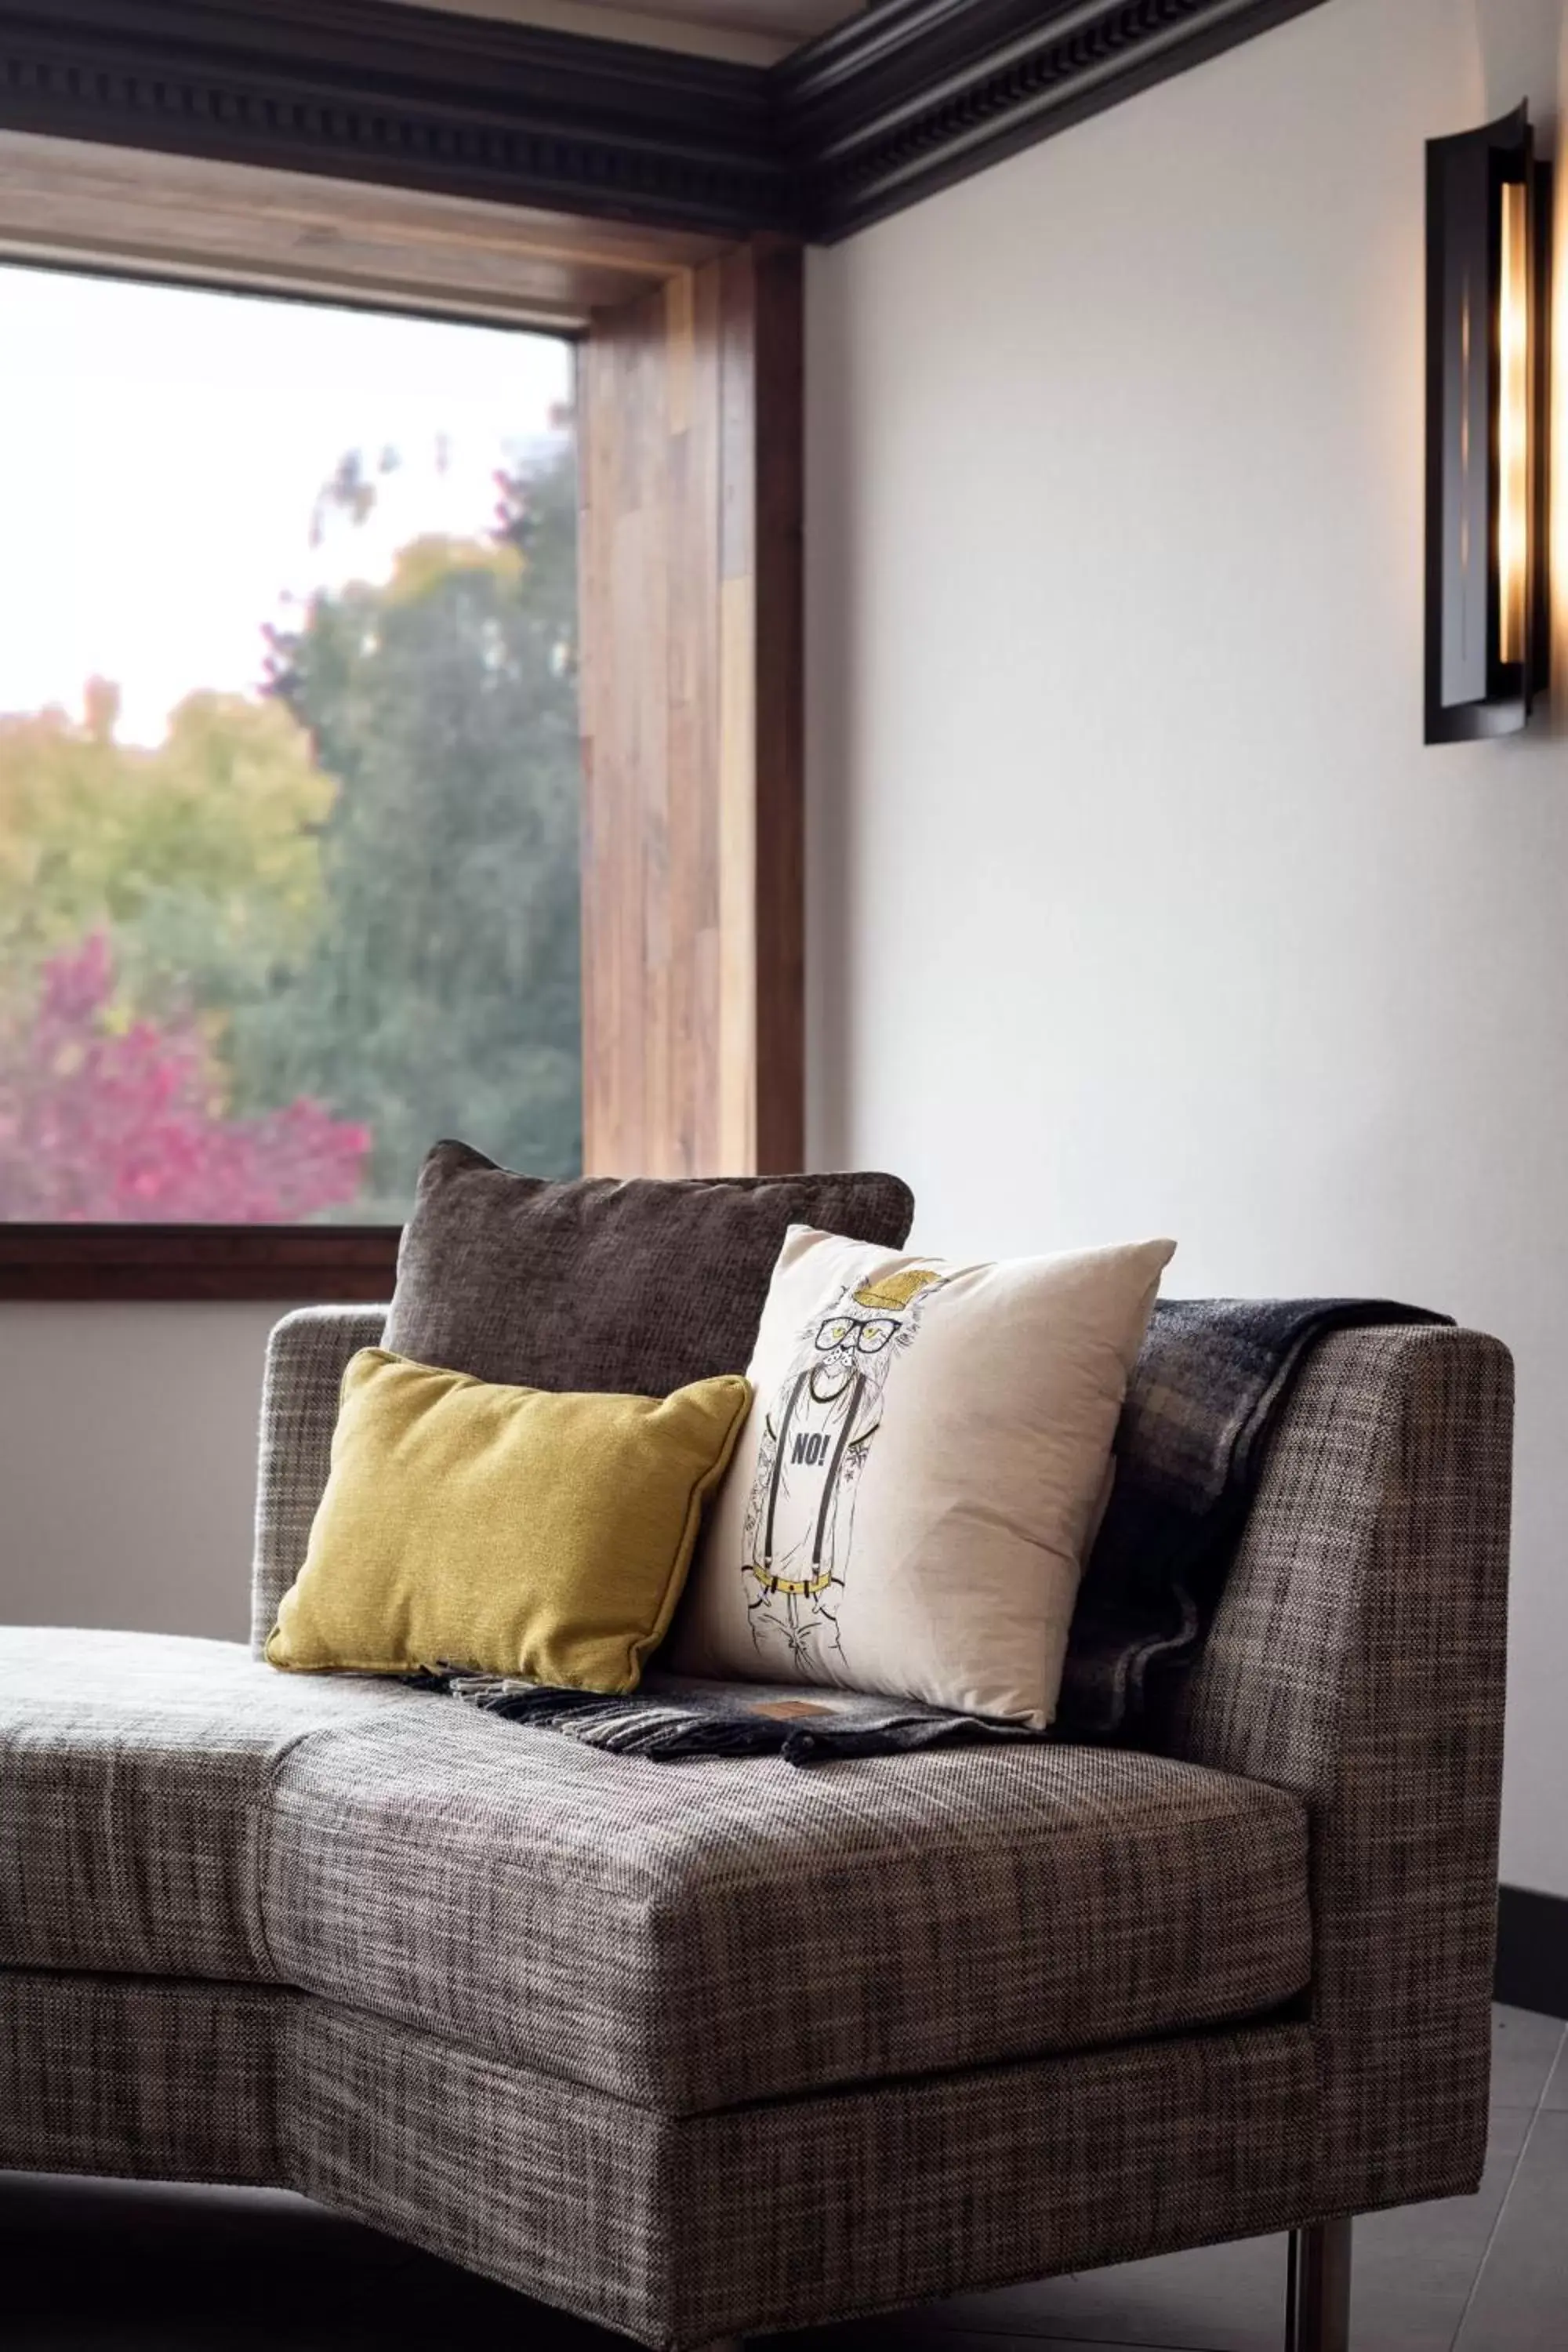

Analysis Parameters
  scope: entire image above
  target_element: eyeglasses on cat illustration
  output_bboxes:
[741,1264,946,1669]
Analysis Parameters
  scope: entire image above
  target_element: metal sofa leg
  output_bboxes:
[1286,2217,1352,2352]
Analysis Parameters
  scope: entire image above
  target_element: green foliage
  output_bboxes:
[0,684,331,1039]
[238,437,583,1214]
[0,433,583,1222]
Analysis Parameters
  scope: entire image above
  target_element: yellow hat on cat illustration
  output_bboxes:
[851,1265,943,1313]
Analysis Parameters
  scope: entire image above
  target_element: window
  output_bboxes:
[0,263,580,1227]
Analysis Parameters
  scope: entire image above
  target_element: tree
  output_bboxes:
[0,430,582,1225]
[0,934,368,1221]
[0,684,332,1033]
[245,434,582,1214]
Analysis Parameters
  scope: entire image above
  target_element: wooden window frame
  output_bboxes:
[0,140,801,1300]
[0,0,1345,1300]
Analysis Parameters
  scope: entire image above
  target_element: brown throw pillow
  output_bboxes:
[383,1142,915,1396]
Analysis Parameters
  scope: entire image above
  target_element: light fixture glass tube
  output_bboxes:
[1498,177,1530,665]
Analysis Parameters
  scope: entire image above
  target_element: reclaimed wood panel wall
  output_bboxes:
[578,235,804,1178]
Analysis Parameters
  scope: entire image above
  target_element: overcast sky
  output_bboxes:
[0,263,573,745]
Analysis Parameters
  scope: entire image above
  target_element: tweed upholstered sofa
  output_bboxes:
[0,1308,1511,2352]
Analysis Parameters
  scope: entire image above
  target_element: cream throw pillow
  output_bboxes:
[668,1225,1175,1729]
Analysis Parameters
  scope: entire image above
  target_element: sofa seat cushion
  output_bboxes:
[264,1695,1312,2115]
[0,1628,425,1980]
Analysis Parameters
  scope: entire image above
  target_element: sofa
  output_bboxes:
[0,1306,1512,2352]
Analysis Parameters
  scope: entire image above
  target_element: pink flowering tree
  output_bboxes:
[0,935,370,1221]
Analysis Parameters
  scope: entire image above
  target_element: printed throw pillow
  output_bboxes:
[667,1226,1176,1730]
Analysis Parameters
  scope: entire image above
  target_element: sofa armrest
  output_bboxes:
[251,1305,388,1655]
[1163,1323,1512,2214]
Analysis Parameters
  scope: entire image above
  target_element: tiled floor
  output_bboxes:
[4,2008,1564,2352]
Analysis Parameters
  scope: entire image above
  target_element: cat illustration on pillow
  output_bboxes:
[741,1264,944,1668]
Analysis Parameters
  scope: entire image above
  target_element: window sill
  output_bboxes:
[0,1225,401,1302]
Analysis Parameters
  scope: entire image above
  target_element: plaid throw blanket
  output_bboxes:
[449,1672,1035,1767]
[1054,1296,1449,1738]
[446,1297,1446,1765]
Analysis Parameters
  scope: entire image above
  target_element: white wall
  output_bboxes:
[805,0,1568,1896]
[0,1304,287,1642]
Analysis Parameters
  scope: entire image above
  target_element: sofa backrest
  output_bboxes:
[252,1306,388,1656]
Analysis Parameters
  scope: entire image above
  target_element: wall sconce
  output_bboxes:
[1425,103,1551,743]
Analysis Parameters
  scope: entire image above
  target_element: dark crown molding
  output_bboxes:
[783,0,1332,238]
[0,0,1331,245]
[0,0,791,235]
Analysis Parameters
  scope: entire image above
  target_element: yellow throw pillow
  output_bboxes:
[267,1349,751,1691]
